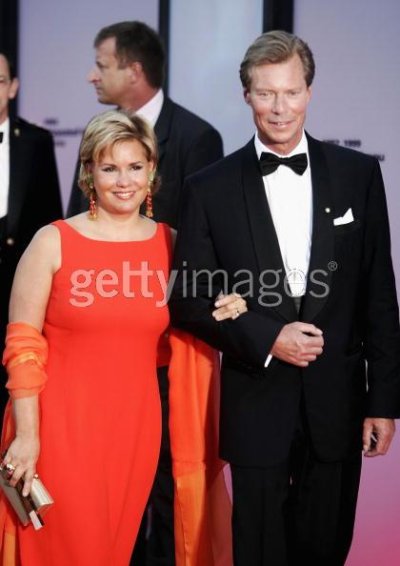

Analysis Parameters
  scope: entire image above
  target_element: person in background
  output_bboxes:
[0,51,62,419]
[0,109,241,565]
[67,20,223,228]
[170,30,400,566]
[67,21,223,566]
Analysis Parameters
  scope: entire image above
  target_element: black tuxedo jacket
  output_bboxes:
[0,117,62,410]
[170,134,400,467]
[66,97,223,228]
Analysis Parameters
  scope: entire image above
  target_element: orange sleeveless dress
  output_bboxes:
[16,220,170,565]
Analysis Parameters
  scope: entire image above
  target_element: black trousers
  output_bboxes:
[130,366,175,566]
[230,414,362,566]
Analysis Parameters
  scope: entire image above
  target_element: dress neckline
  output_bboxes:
[59,219,159,243]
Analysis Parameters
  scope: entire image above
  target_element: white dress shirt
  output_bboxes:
[254,131,313,367]
[254,131,313,298]
[136,89,164,128]
[0,118,10,218]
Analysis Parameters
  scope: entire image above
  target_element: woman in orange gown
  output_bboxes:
[0,110,247,565]
[1,110,169,565]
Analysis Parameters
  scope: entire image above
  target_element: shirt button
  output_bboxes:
[6,237,14,246]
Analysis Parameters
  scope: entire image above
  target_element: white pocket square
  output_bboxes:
[333,208,354,226]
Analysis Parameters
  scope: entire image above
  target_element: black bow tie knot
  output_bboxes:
[0,132,3,143]
[259,151,308,176]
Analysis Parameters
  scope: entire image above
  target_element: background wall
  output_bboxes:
[169,0,263,155]
[16,1,400,563]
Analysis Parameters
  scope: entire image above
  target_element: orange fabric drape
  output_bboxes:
[169,329,232,566]
[2,323,48,399]
[0,322,48,565]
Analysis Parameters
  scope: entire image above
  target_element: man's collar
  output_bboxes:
[136,89,164,127]
[254,130,308,160]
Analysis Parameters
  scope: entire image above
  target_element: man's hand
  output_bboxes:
[270,322,324,367]
[363,417,396,457]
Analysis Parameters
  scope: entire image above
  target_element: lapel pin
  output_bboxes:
[325,207,331,214]
[14,128,20,137]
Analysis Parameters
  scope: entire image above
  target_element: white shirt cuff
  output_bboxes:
[264,354,273,367]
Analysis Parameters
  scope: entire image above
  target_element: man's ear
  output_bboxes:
[128,61,143,82]
[8,78,19,100]
[243,88,251,104]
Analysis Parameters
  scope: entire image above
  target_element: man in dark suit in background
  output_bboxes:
[0,52,62,417]
[66,21,223,566]
[170,31,400,566]
[67,21,223,228]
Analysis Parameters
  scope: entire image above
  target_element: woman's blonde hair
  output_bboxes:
[78,109,159,197]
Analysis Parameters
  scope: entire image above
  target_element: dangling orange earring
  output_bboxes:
[146,172,154,218]
[87,176,97,220]
[89,190,97,220]
[145,188,153,218]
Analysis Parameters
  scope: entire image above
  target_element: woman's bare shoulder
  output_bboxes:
[30,224,61,251]
[20,224,62,273]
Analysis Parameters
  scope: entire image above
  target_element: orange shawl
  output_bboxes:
[0,322,48,565]
[169,329,232,566]
[2,323,48,399]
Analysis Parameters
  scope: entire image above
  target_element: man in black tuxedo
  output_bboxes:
[0,52,62,417]
[66,21,223,566]
[170,31,400,566]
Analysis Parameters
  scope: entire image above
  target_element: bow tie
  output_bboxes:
[0,132,3,143]
[259,152,308,176]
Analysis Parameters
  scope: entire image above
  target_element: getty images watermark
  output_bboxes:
[69,260,337,308]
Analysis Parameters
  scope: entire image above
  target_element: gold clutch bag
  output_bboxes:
[0,464,54,530]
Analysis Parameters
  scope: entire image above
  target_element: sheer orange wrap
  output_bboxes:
[2,322,48,399]
[169,329,233,566]
[0,322,48,565]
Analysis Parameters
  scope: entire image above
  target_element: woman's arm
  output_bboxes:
[3,225,60,496]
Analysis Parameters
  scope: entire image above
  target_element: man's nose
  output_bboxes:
[87,67,98,83]
[272,94,286,113]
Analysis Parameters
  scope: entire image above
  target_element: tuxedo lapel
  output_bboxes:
[301,134,335,322]
[241,141,297,321]
[7,120,31,235]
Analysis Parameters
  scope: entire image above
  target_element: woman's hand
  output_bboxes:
[212,293,248,321]
[2,434,40,497]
